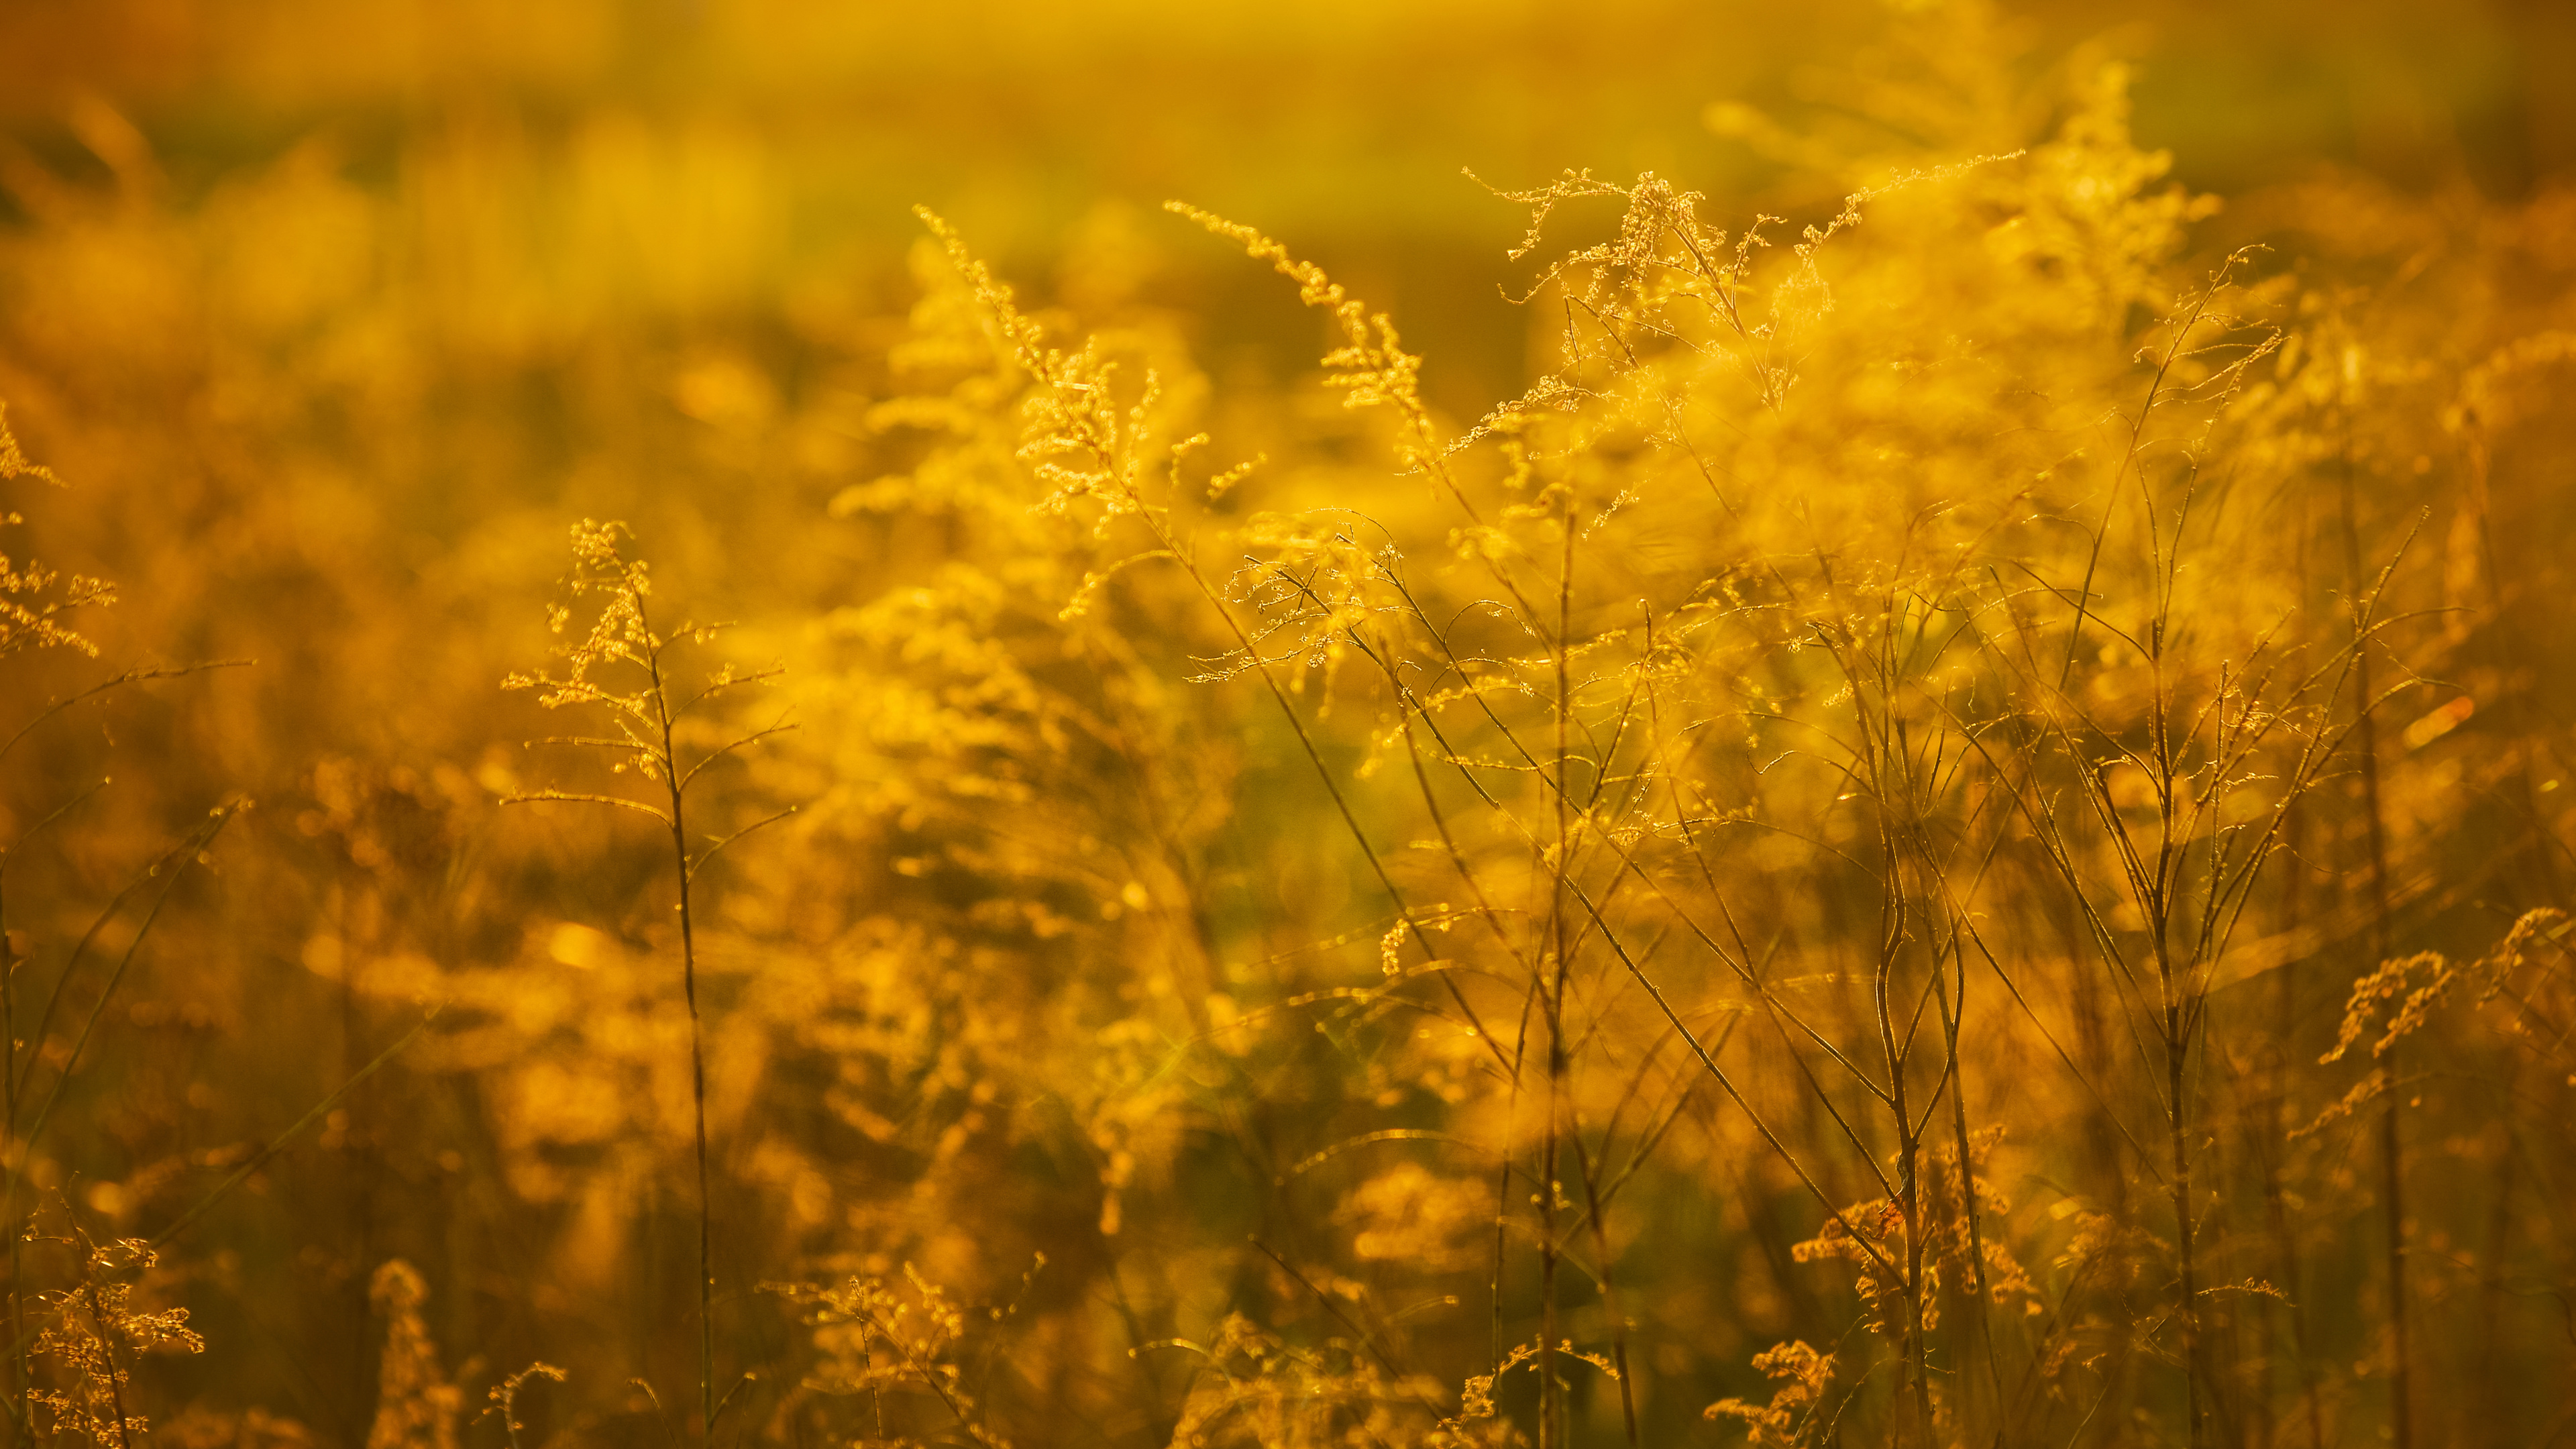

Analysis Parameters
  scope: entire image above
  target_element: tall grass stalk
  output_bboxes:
[504,522,792,1445]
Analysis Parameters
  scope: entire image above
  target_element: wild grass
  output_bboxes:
[502,520,796,1442]
[1,5,2574,1447]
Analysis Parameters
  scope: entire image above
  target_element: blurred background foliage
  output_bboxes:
[1,0,2573,1446]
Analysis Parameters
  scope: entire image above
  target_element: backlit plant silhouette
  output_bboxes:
[502,520,794,1444]
[0,2,2571,1446]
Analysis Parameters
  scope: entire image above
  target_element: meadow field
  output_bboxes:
[2,1,2574,1444]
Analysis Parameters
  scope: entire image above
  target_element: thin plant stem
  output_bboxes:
[1566,1129,1640,1448]
[638,596,718,1449]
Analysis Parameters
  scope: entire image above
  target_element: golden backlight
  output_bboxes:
[1,1,2572,1446]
